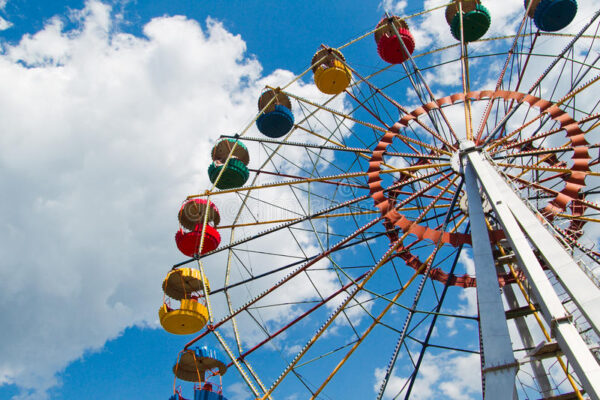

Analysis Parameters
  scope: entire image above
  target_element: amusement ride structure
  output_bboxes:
[160,0,600,398]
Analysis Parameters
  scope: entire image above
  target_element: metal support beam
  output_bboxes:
[463,154,518,399]
[467,149,600,400]
[476,157,600,337]
[502,283,554,397]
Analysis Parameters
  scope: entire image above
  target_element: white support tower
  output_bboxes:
[458,141,600,400]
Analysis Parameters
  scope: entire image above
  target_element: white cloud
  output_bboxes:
[374,352,481,399]
[284,343,302,356]
[379,0,408,15]
[0,16,11,30]
[3,0,599,398]
[226,381,252,400]
[0,1,345,398]
[0,0,11,31]
[457,251,477,315]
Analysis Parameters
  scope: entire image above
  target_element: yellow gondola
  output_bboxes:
[312,48,352,95]
[159,268,210,335]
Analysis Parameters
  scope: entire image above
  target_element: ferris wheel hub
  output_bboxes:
[459,191,492,215]
[451,140,477,174]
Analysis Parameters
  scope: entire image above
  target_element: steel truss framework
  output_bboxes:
[171,3,600,400]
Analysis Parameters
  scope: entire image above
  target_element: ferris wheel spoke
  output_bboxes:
[498,162,599,176]
[276,266,409,399]
[213,232,391,298]
[556,225,600,265]
[506,173,600,213]
[475,24,537,143]
[296,124,377,160]
[264,142,369,188]
[217,134,444,161]
[494,126,566,154]
[480,32,600,149]
[310,284,417,399]
[343,98,454,157]
[331,183,411,290]
[484,75,600,156]
[386,169,458,205]
[344,88,394,130]
[411,33,600,68]
[545,56,600,134]
[252,168,367,189]
[404,66,459,146]
[283,89,388,137]
[387,188,454,202]
[374,177,464,399]
[343,60,457,151]
[527,11,600,95]
[185,211,390,352]
[302,175,462,398]
[255,172,459,398]
[282,213,369,340]
[480,12,600,147]
[335,236,431,313]
[555,213,600,224]
[325,178,460,306]
[572,23,600,85]
[217,210,381,230]
[294,110,451,166]
[317,261,462,399]
[456,5,476,141]
[383,131,453,158]
[238,308,315,398]
[351,81,400,127]
[188,163,449,199]
[395,62,459,145]
[309,204,394,310]
[296,104,356,148]
[303,146,363,187]
[494,144,578,160]
[417,204,459,225]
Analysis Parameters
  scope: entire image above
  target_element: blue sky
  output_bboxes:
[0,0,389,76]
[0,0,599,399]
[0,2,412,399]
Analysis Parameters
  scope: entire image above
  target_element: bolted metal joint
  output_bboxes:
[550,314,574,338]
[482,360,520,374]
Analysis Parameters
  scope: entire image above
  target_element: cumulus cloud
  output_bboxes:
[0,1,347,398]
[225,382,251,400]
[457,251,477,315]
[379,0,407,15]
[4,0,599,398]
[0,16,11,30]
[0,0,10,31]
[374,352,481,399]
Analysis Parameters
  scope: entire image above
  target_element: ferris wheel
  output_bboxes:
[160,0,600,399]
